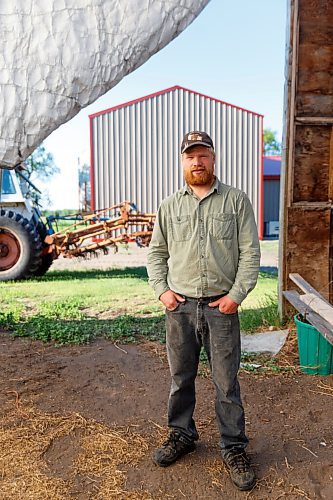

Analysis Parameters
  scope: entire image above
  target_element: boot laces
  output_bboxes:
[227,450,250,474]
[163,433,179,449]
[162,431,190,450]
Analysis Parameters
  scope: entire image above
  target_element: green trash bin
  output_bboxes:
[294,314,333,375]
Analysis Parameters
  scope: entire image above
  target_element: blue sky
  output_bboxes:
[44,0,287,209]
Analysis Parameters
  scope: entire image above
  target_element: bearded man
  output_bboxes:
[147,131,260,491]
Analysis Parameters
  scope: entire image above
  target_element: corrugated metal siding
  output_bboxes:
[91,87,262,225]
[264,179,280,222]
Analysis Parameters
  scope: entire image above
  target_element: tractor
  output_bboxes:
[0,168,53,281]
[0,167,156,282]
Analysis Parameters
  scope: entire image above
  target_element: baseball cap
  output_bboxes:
[181,131,214,154]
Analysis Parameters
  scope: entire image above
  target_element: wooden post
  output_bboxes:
[280,0,333,315]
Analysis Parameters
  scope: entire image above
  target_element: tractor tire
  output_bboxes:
[0,209,42,281]
[33,221,54,277]
[33,253,53,277]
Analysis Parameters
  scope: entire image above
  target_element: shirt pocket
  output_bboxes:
[209,213,235,240]
[170,215,192,241]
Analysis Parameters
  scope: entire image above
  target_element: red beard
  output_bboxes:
[184,169,214,186]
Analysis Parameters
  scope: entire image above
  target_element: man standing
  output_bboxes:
[146,131,260,491]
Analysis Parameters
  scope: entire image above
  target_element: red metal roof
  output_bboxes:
[89,85,264,120]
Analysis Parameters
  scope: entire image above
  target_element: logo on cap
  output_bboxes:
[180,131,214,154]
[187,133,203,141]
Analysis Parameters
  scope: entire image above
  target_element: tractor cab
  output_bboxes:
[0,167,52,281]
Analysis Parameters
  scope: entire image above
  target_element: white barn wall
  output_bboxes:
[90,86,263,234]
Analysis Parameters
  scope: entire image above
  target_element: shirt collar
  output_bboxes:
[181,177,222,196]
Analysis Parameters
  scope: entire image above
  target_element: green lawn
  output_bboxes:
[260,239,279,252]
[1,267,280,344]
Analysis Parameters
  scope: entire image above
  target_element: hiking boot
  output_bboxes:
[152,431,196,467]
[222,448,256,491]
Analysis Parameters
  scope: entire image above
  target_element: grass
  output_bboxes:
[240,292,280,332]
[0,267,282,345]
[260,239,279,251]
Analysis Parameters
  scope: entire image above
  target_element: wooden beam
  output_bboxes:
[329,127,333,201]
[289,273,331,304]
[283,290,333,345]
[296,117,333,125]
[291,202,331,209]
[287,0,299,209]
[278,0,297,318]
[300,294,333,327]
[280,0,333,316]
[328,127,333,302]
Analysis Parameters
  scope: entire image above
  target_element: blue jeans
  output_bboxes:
[165,295,248,450]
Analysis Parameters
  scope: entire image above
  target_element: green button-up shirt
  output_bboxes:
[147,177,260,304]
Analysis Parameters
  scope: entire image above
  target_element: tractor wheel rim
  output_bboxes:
[0,231,21,270]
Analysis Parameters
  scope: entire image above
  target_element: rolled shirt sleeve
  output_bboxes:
[227,193,261,304]
[147,203,171,299]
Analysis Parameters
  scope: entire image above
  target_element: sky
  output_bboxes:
[43,0,287,209]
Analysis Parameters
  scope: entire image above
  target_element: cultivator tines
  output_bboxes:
[45,202,156,259]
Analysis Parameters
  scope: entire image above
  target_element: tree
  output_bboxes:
[263,128,281,156]
[78,163,91,211]
[24,144,59,181]
[20,144,59,206]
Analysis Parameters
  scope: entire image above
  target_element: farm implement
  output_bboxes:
[0,167,155,281]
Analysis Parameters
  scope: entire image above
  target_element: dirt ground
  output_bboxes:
[1,244,333,499]
[1,332,333,499]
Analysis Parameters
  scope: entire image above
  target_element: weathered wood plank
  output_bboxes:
[296,117,333,124]
[298,46,333,98]
[280,0,333,316]
[283,290,333,345]
[286,207,331,300]
[297,95,333,117]
[289,273,331,304]
[300,294,333,326]
[297,0,333,116]
[291,202,331,208]
[298,45,332,73]
[299,0,333,45]
[330,127,333,201]
[294,126,331,202]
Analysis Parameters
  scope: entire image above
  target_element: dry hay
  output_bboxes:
[206,459,312,499]
[140,341,168,365]
[0,393,152,499]
[254,466,313,500]
[309,380,333,398]
[275,326,300,371]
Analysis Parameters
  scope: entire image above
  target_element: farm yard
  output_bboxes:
[1,241,333,499]
[0,0,331,497]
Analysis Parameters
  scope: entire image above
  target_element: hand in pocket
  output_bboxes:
[160,290,185,311]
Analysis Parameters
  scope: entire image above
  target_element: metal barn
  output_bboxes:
[263,156,281,238]
[89,85,264,237]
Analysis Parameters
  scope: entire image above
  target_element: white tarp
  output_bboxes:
[0,0,209,168]
[241,330,289,356]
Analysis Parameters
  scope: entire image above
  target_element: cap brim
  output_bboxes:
[181,142,212,154]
